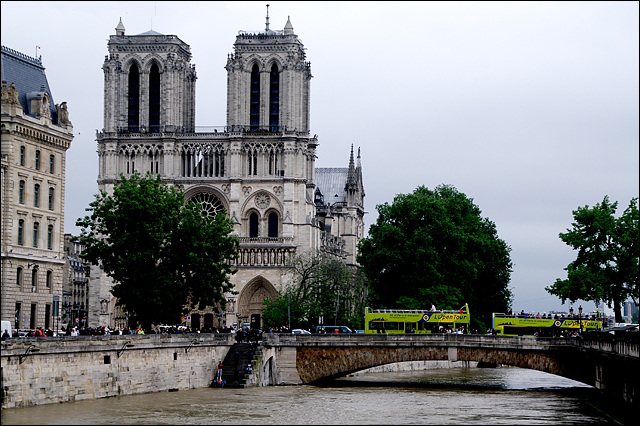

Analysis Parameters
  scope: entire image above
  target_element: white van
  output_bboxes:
[1,320,12,338]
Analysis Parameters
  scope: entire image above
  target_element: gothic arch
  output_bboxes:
[183,186,229,217]
[244,207,261,238]
[265,56,283,72]
[265,208,281,238]
[142,55,164,73]
[243,55,264,72]
[241,189,283,216]
[237,275,279,322]
[122,56,143,74]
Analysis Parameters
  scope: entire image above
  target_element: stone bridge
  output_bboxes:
[258,333,638,413]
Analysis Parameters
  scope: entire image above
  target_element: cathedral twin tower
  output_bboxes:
[94,13,364,329]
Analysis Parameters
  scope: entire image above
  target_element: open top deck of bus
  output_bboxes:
[365,304,470,334]
[492,311,605,336]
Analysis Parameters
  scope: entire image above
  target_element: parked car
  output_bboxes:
[292,329,311,334]
[317,326,354,334]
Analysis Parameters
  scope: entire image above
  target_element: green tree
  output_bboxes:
[357,184,513,332]
[75,172,239,329]
[546,196,639,323]
[261,252,368,331]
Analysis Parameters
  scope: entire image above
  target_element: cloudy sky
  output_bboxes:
[2,1,638,314]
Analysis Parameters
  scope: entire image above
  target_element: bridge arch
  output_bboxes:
[295,345,573,384]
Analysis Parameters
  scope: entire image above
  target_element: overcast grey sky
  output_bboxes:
[2,1,638,315]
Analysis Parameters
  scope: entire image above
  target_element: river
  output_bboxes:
[1,366,621,425]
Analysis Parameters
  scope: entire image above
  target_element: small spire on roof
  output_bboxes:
[116,17,126,36]
[284,15,294,35]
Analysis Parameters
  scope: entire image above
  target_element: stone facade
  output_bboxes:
[1,46,74,332]
[92,14,365,330]
[0,334,233,409]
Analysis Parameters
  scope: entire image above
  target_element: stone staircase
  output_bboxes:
[217,342,259,388]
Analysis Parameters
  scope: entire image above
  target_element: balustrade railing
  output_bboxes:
[237,236,294,245]
[233,246,296,267]
[105,125,308,136]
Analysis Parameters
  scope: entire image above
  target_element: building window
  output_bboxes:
[33,222,39,248]
[128,63,140,132]
[268,212,279,238]
[34,183,40,207]
[269,63,279,131]
[15,303,21,329]
[31,269,38,293]
[20,146,25,166]
[249,212,259,238]
[18,219,24,245]
[35,150,41,170]
[49,154,55,173]
[149,63,160,132]
[49,187,54,210]
[45,304,51,330]
[47,224,54,250]
[250,64,260,131]
[46,270,52,289]
[19,180,25,204]
[17,267,23,287]
[30,304,36,329]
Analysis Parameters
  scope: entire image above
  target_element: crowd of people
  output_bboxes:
[3,324,262,339]
[502,309,602,320]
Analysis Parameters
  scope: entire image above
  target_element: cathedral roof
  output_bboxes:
[137,29,164,36]
[315,168,349,204]
[1,45,58,123]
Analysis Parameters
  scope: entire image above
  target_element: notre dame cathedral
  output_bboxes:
[92,12,365,330]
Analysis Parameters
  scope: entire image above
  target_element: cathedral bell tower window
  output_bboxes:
[269,64,279,131]
[128,63,140,132]
[149,63,160,132]
[250,64,260,131]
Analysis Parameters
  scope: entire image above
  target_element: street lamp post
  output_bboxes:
[578,305,583,334]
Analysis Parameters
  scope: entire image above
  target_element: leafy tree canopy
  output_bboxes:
[546,196,639,323]
[357,184,513,332]
[262,252,368,331]
[75,172,239,329]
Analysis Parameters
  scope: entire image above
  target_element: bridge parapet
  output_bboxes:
[261,333,574,351]
[578,338,639,358]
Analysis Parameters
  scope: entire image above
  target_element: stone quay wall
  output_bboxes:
[1,334,234,409]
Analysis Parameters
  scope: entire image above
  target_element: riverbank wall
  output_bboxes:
[1,334,234,409]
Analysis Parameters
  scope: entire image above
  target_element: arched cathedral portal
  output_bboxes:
[238,276,278,329]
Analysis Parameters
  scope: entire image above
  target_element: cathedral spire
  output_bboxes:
[265,4,270,32]
[346,144,357,190]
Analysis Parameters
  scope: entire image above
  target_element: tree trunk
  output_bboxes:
[613,296,623,323]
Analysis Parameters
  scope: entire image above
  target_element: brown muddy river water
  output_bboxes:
[1,366,619,424]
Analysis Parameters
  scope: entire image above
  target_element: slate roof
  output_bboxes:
[315,168,348,204]
[137,30,164,36]
[1,45,58,124]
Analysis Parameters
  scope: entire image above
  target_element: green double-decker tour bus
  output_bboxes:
[492,312,605,337]
[365,304,470,334]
